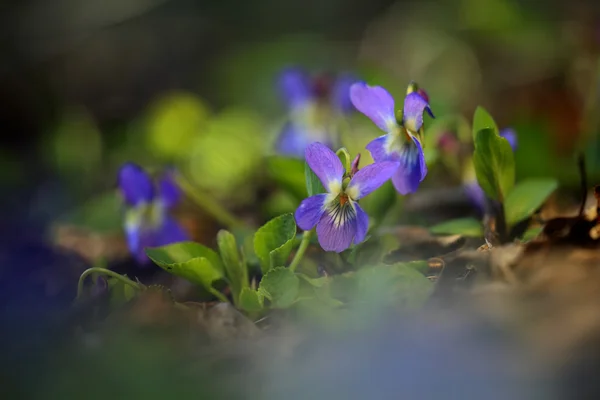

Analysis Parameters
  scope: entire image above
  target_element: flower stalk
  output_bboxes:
[289,229,313,272]
[76,267,144,300]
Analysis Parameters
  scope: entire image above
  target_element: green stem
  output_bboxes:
[174,173,246,230]
[208,287,230,303]
[76,267,143,300]
[289,230,313,273]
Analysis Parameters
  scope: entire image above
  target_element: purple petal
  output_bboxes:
[353,203,369,245]
[305,142,344,189]
[403,92,434,133]
[347,161,399,199]
[295,194,327,231]
[366,135,399,163]
[391,138,427,195]
[158,169,182,209]
[499,128,517,151]
[350,82,396,132]
[464,181,486,213]
[331,73,358,114]
[154,216,190,247]
[316,206,357,252]
[125,223,154,265]
[118,163,154,206]
[417,138,428,180]
[278,67,312,109]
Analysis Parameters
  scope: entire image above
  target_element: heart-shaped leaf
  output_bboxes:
[254,213,297,273]
[146,242,224,290]
[258,267,300,308]
[238,287,264,312]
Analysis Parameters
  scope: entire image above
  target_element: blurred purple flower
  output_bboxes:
[118,163,189,264]
[437,131,461,154]
[499,128,517,151]
[350,82,434,195]
[295,143,398,252]
[275,67,358,157]
[464,128,518,211]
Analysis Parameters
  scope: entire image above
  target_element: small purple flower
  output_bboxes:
[464,128,518,211]
[350,82,434,195]
[295,142,398,252]
[463,180,487,212]
[118,163,189,264]
[499,128,517,151]
[275,67,357,158]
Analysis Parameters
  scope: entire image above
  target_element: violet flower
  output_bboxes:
[276,67,356,157]
[350,82,434,195]
[118,163,189,264]
[295,142,398,252]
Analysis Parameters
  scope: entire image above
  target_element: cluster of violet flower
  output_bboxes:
[116,66,517,263]
[295,81,435,252]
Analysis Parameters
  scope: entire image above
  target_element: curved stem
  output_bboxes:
[174,173,246,230]
[76,267,143,300]
[208,287,229,303]
[289,230,313,273]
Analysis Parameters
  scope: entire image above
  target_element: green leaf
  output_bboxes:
[238,288,264,312]
[305,161,326,196]
[504,179,559,226]
[253,213,297,273]
[216,230,248,304]
[145,242,224,290]
[258,267,300,308]
[429,217,483,237]
[472,106,499,139]
[473,128,515,201]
